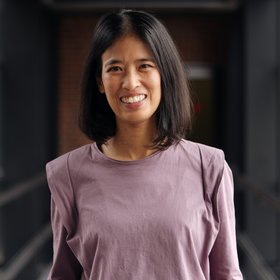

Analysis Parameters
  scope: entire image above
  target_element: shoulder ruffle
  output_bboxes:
[196,143,226,221]
[46,144,93,234]
[46,152,78,235]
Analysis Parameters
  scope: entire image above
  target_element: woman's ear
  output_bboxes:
[97,78,105,93]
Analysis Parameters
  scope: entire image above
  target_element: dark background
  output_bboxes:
[0,0,279,279]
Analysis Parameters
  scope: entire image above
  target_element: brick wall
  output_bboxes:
[57,13,228,155]
[57,17,96,154]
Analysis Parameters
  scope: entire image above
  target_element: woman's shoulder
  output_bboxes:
[46,145,93,233]
[179,140,229,200]
[46,143,92,174]
[45,144,94,197]
[178,139,225,168]
[178,139,226,190]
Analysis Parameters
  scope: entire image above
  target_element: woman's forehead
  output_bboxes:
[101,35,154,63]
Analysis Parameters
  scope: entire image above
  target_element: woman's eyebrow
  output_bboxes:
[104,57,155,67]
[104,59,122,67]
[136,58,155,63]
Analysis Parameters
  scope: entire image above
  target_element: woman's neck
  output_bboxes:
[101,121,158,161]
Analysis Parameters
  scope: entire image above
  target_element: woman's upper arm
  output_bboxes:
[209,161,243,280]
[48,199,83,280]
[46,154,83,279]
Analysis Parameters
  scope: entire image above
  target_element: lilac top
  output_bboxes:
[46,139,243,279]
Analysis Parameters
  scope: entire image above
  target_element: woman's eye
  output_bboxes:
[108,66,122,72]
[140,64,152,69]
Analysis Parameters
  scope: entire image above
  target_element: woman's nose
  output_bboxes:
[122,70,140,90]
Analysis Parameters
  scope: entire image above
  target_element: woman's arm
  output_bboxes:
[209,162,243,279]
[48,199,83,280]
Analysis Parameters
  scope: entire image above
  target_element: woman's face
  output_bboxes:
[99,35,161,128]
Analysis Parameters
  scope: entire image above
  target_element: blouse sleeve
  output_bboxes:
[209,161,243,279]
[48,199,83,280]
[46,154,83,279]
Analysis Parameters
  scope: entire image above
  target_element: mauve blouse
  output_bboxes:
[46,139,243,279]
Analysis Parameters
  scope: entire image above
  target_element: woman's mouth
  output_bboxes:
[120,94,147,104]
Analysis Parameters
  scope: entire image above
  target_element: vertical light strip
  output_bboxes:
[0,0,5,266]
[276,0,280,195]
[276,0,280,270]
[0,0,4,181]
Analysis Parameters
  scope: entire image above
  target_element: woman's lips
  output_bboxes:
[120,94,147,104]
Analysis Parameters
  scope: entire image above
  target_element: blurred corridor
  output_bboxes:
[0,0,279,279]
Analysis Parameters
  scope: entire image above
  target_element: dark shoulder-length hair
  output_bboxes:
[79,9,192,150]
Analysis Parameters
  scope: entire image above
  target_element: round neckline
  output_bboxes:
[92,142,168,165]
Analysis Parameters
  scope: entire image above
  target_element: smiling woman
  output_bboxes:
[46,9,243,280]
[79,9,192,152]
[98,35,162,137]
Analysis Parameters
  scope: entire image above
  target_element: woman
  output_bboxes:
[46,9,243,279]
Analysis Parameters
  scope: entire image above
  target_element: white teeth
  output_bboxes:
[121,94,146,104]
